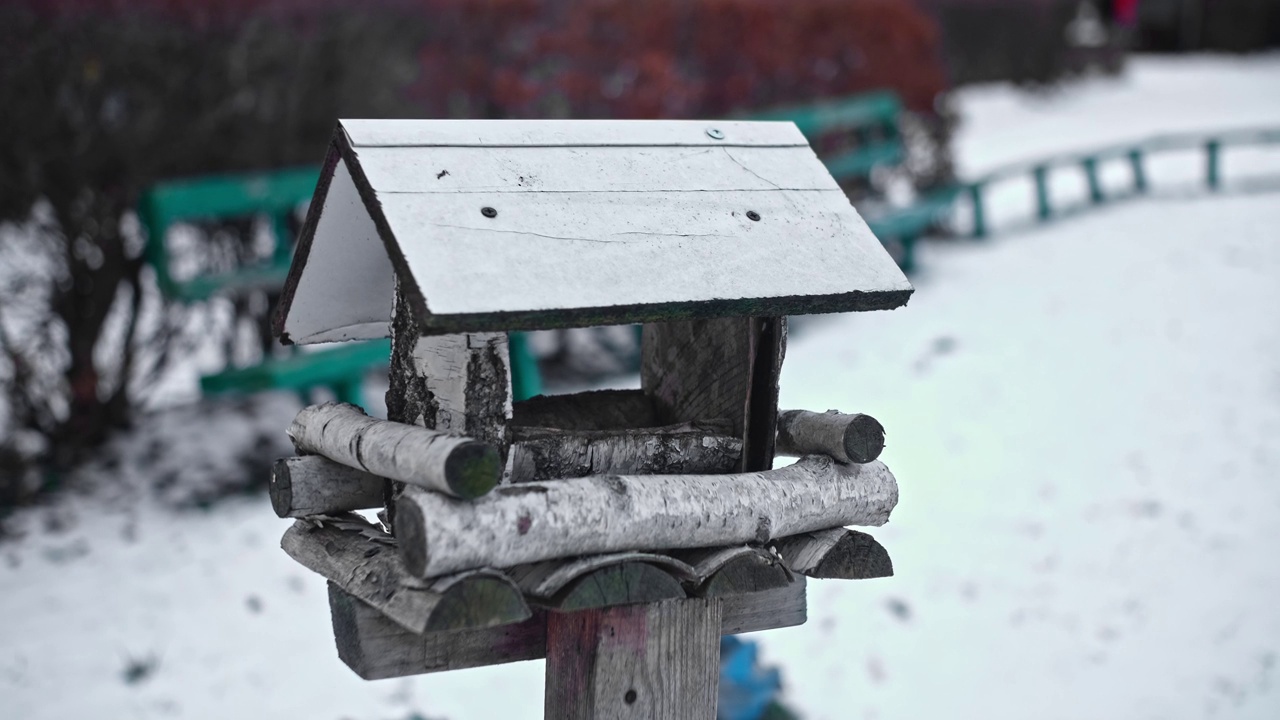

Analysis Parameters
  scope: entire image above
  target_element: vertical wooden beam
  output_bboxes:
[641,316,785,473]
[1033,165,1052,221]
[545,598,723,719]
[968,182,987,239]
[385,283,512,526]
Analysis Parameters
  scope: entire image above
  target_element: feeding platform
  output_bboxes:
[270,119,912,718]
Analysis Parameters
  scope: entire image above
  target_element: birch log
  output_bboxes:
[270,456,385,518]
[288,402,499,499]
[395,454,897,578]
[773,527,894,580]
[506,422,741,484]
[281,516,529,634]
[775,409,885,464]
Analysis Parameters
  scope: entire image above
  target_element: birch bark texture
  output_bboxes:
[775,409,886,464]
[270,456,385,518]
[395,454,898,578]
[288,402,499,499]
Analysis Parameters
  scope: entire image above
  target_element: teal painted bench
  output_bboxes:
[749,91,951,273]
[141,168,543,406]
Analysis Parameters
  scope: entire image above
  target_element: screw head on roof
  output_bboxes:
[706,127,725,140]
[481,206,498,218]
[746,210,761,221]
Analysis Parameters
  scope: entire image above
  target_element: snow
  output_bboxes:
[3,54,1280,720]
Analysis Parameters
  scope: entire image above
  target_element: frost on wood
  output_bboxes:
[395,454,898,578]
[506,421,742,483]
[776,409,886,464]
[288,402,499,499]
[281,515,529,634]
[270,456,385,518]
[773,527,894,580]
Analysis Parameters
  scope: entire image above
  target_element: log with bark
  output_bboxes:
[288,402,500,499]
[270,456,385,518]
[776,409,885,464]
[329,576,807,680]
[506,421,741,484]
[395,454,897,578]
[672,546,793,597]
[280,515,530,634]
[773,527,894,580]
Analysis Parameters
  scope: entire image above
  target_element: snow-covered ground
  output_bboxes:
[3,54,1280,720]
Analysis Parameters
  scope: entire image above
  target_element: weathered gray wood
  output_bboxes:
[328,577,806,680]
[281,515,530,634]
[329,582,548,680]
[773,527,894,580]
[395,454,898,578]
[776,409,886,464]
[544,597,722,720]
[270,456,385,518]
[506,552,698,600]
[642,317,784,473]
[506,422,741,484]
[546,563,688,611]
[288,402,499,499]
[512,389,659,431]
[342,119,811,148]
[673,546,793,598]
[718,575,807,635]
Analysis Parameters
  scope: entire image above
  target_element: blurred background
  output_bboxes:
[1,1,1279,718]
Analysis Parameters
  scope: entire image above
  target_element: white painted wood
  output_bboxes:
[281,157,395,345]
[354,145,839,194]
[395,454,898,578]
[378,188,909,317]
[288,402,499,499]
[342,119,808,148]
[280,119,911,343]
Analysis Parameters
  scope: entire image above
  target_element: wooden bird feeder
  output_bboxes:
[271,119,912,718]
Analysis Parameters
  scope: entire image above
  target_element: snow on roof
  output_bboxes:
[275,119,912,344]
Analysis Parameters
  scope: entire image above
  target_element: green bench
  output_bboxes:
[141,168,544,407]
[749,91,956,273]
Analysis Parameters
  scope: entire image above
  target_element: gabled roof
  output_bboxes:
[275,119,912,345]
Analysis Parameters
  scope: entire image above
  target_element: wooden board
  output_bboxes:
[328,576,807,680]
[276,120,912,343]
[544,598,721,719]
[281,516,530,634]
[341,119,809,148]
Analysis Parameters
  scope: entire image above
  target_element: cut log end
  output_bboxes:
[696,553,792,597]
[395,499,429,578]
[427,575,531,632]
[269,458,292,518]
[549,563,686,611]
[445,441,501,499]
[843,414,886,464]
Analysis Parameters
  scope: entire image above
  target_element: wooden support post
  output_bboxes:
[545,597,723,720]
[968,183,987,239]
[1129,149,1148,193]
[1033,165,1052,221]
[1082,157,1105,204]
[1206,139,1222,191]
